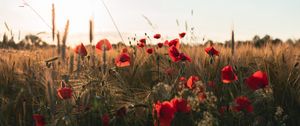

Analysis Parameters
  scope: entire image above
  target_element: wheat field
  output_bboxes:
[0,41,300,126]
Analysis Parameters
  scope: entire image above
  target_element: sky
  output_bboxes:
[0,0,300,46]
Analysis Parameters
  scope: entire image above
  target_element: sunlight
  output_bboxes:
[53,0,95,33]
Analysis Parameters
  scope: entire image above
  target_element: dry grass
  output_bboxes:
[0,43,299,126]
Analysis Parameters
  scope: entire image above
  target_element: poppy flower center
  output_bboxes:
[120,56,128,62]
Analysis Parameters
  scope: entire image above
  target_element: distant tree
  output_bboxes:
[271,38,283,45]
[262,35,271,42]
[2,34,8,48]
[254,34,271,48]
[285,39,294,46]
[7,37,17,48]
[252,35,260,42]
[23,34,49,48]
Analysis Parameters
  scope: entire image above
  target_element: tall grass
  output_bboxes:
[61,20,69,62]
[0,42,299,125]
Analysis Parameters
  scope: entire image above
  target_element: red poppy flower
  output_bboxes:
[168,46,180,62]
[115,52,130,67]
[154,34,161,39]
[171,98,191,113]
[57,87,72,100]
[139,38,146,43]
[179,32,186,39]
[168,38,180,49]
[74,43,87,57]
[179,77,186,82]
[246,71,268,91]
[102,114,110,126]
[96,39,112,51]
[198,92,207,103]
[164,40,169,46]
[186,76,199,89]
[233,96,253,113]
[205,46,219,56]
[178,53,192,62]
[33,114,46,126]
[137,42,145,48]
[122,48,128,53]
[221,65,238,84]
[157,42,163,48]
[57,81,72,100]
[154,101,176,126]
[146,48,154,54]
[168,46,191,62]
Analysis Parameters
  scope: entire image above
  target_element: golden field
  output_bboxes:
[0,41,300,126]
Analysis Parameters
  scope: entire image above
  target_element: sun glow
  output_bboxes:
[52,0,96,35]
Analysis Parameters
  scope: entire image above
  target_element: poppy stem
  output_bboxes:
[157,54,160,81]
[102,46,107,75]
[76,54,81,78]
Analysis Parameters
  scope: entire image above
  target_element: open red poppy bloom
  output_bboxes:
[186,76,199,89]
[137,42,145,48]
[101,114,110,126]
[168,38,180,49]
[115,52,130,67]
[233,96,253,113]
[205,46,219,56]
[57,81,72,100]
[179,32,186,38]
[221,65,238,84]
[157,42,163,48]
[74,43,87,57]
[164,40,169,46]
[178,53,192,62]
[168,46,191,62]
[168,46,180,62]
[33,114,46,126]
[154,34,161,39]
[154,101,176,126]
[246,71,268,91]
[146,48,154,54]
[139,38,146,43]
[171,98,191,113]
[96,39,112,51]
[57,87,72,100]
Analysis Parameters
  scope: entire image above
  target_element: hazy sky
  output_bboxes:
[1,0,300,45]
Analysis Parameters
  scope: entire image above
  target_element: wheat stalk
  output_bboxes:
[102,46,107,74]
[61,20,70,62]
[51,3,56,42]
[89,19,94,45]
[76,55,81,79]
[69,54,74,74]
[45,70,55,124]
[57,31,61,55]
[231,30,235,59]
